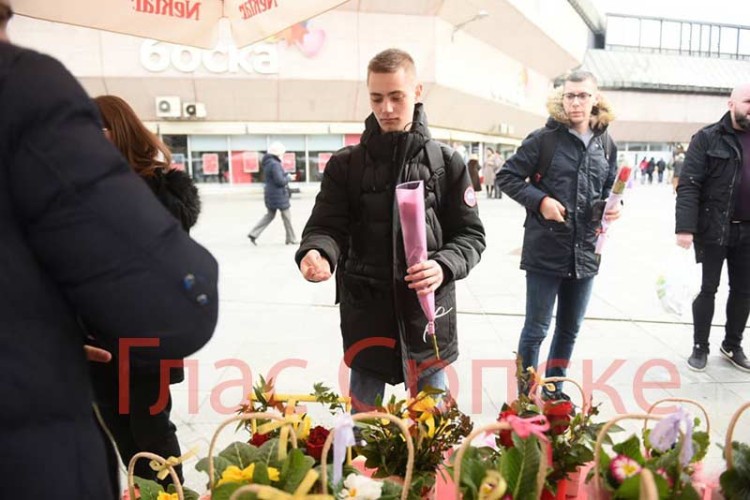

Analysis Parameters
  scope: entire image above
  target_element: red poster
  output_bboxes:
[202,153,219,175]
[171,153,186,172]
[344,134,361,146]
[282,152,296,173]
[241,151,259,173]
[318,152,332,173]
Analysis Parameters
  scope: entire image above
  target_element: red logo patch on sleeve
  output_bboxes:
[463,186,477,207]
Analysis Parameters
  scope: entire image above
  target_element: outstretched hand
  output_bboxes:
[300,249,332,282]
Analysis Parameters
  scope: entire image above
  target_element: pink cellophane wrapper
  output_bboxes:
[396,181,439,358]
[396,181,435,323]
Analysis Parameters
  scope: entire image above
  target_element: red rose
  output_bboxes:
[496,409,517,448]
[305,425,330,461]
[617,166,632,182]
[543,400,573,435]
[249,432,270,447]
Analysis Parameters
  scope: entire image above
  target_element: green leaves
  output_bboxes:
[612,435,646,465]
[720,441,750,499]
[278,448,315,492]
[501,434,543,500]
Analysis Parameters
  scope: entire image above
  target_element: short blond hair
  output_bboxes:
[367,48,416,82]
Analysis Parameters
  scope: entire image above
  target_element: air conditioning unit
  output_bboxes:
[183,102,207,119]
[155,96,182,118]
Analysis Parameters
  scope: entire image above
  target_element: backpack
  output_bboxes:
[346,139,450,219]
[532,129,614,184]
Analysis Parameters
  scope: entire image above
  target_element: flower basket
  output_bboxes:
[452,420,547,499]
[536,376,592,499]
[319,411,415,500]
[588,413,697,499]
[126,451,185,500]
[720,401,750,499]
[206,412,299,489]
[643,397,717,498]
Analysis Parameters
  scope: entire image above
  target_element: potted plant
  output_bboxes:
[588,411,710,499]
[719,401,750,500]
[353,388,473,498]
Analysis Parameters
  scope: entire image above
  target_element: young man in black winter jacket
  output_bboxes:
[497,71,622,399]
[295,49,485,411]
[676,83,750,373]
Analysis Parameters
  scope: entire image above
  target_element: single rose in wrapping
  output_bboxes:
[396,180,440,359]
[595,166,632,255]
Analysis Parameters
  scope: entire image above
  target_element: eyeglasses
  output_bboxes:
[563,92,592,102]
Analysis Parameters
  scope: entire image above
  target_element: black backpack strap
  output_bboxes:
[533,130,558,184]
[424,140,450,213]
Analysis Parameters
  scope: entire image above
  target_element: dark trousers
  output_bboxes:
[693,222,750,351]
[518,272,594,393]
[90,361,183,489]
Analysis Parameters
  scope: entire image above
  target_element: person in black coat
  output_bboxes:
[92,95,202,489]
[676,83,750,373]
[295,49,485,411]
[0,7,218,500]
[247,141,298,245]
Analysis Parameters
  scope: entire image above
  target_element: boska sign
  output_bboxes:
[140,39,279,74]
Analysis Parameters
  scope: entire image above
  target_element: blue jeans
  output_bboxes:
[349,368,447,413]
[518,271,594,393]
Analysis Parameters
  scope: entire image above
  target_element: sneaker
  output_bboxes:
[720,345,750,373]
[541,387,572,402]
[687,345,708,371]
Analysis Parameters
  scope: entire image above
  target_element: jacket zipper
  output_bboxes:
[721,137,742,245]
[391,135,410,380]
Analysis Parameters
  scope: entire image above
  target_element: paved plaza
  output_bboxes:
[152,178,749,488]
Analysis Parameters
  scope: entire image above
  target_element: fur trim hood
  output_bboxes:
[545,86,615,133]
[144,168,201,232]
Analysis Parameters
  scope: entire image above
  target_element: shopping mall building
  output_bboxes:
[11,0,750,185]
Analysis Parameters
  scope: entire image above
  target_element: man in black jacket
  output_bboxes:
[295,48,485,411]
[0,5,219,498]
[497,71,621,398]
[676,83,750,373]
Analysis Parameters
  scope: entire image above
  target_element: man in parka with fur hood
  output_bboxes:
[295,49,485,411]
[497,71,621,399]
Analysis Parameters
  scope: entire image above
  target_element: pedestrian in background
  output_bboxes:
[482,147,498,198]
[248,141,298,245]
[676,83,750,373]
[467,154,483,192]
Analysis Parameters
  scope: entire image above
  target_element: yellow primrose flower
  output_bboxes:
[156,493,179,500]
[217,463,255,486]
[295,415,312,441]
[268,467,280,482]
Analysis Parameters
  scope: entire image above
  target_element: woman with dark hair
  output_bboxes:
[91,95,200,488]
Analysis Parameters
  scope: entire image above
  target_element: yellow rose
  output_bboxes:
[156,492,179,500]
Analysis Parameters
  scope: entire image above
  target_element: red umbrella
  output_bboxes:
[15,0,348,49]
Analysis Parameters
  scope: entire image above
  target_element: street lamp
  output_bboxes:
[451,9,489,42]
